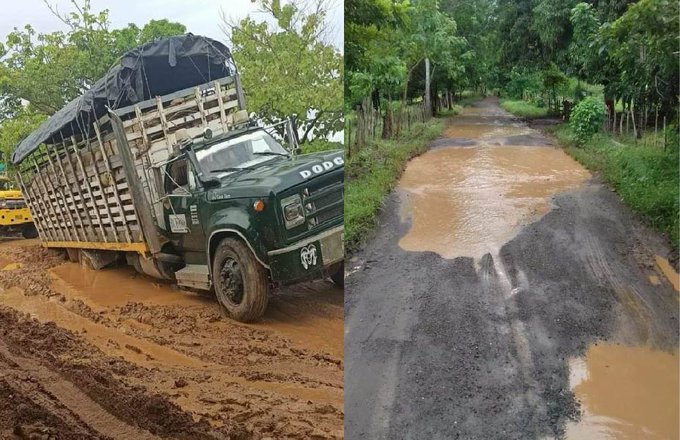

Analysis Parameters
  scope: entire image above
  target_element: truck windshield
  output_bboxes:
[195,130,289,175]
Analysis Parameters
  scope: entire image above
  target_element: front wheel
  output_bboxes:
[212,238,269,322]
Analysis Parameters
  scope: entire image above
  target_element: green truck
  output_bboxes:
[12,34,343,322]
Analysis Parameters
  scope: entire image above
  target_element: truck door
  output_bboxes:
[164,157,207,261]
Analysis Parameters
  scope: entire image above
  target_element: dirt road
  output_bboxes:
[0,239,343,439]
[345,98,679,439]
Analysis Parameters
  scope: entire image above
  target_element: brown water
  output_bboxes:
[49,263,343,357]
[398,114,590,258]
[50,263,206,308]
[0,285,206,369]
[566,343,679,440]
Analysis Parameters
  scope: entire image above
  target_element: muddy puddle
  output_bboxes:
[441,123,532,140]
[398,143,590,259]
[50,263,206,308]
[398,105,590,259]
[49,262,343,357]
[566,343,679,440]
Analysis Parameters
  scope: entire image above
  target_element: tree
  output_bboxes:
[0,0,186,165]
[0,0,186,118]
[0,109,46,169]
[222,0,343,143]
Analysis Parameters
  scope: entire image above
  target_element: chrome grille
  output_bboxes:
[303,180,343,230]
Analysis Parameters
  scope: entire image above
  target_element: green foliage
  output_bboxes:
[227,0,343,143]
[500,100,549,118]
[569,3,600,79]
[0,0,185,117]
[531,0,578,61]
[345,119,444,250]
[664,125,679,152]
[0,109,46,169]
[346,0,493,126]
[569,0,678,121]
[504,68,542,100]
[300,139,343,154]
[554,125,679,248]
[570,96,606,144]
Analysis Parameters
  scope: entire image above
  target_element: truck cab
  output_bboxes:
[0,167,37,239]
[160,125,344,322]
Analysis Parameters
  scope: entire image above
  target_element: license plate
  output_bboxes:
[320,231,344,265]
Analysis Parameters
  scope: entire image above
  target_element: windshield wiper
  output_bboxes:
[253,151,289,157]
[210,166,255,173]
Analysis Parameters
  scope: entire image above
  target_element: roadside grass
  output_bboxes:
[437,104,464,117]
[457,93,484,107]
[552,125,679,249]
[345,120,444,251]
[500,99,549,118]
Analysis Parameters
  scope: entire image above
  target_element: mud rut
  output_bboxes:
[0,239,343,439]
[345,98,679,440]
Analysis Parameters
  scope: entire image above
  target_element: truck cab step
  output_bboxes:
[175,264,211,290]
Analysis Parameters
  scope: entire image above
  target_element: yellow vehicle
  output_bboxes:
[0,173,37,238]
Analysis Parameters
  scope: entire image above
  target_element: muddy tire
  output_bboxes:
[212,237,269,322]
[330,262,344,288]
[21,223,38,239]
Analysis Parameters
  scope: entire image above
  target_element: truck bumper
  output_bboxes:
[0,209,31,227]
[267,225,344,283]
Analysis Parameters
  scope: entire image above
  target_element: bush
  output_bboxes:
[570,96,606,144]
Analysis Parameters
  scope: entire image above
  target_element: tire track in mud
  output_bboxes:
[0,238,343,439]
[0,341,158,439]
[0,306,238,439]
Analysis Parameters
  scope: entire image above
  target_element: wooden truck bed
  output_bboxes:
[18,77,246,253]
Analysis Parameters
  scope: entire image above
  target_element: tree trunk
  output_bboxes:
[424,58,432,118]
[397,59,422,136]
[654,105,659,148]
[631,101,637,140]
[382,92,393,139]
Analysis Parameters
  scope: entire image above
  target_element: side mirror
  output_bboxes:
[203,127,213,140]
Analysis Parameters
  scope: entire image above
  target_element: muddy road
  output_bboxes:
[0,238,343,439]
[345,98,679,439]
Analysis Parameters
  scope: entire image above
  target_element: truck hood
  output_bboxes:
[207,149,344,199]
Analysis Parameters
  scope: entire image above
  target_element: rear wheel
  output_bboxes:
[21,223,38,239]
[212,238,269,322]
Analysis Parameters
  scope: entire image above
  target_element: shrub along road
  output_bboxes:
[345,98,679,439]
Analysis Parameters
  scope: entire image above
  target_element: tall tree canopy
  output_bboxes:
[0,0,186,162]
[222,0,343,143]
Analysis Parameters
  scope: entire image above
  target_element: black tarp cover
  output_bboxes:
[12,33,234,164]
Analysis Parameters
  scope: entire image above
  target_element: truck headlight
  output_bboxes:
[0,199,6,208]
[281,194,305,229]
